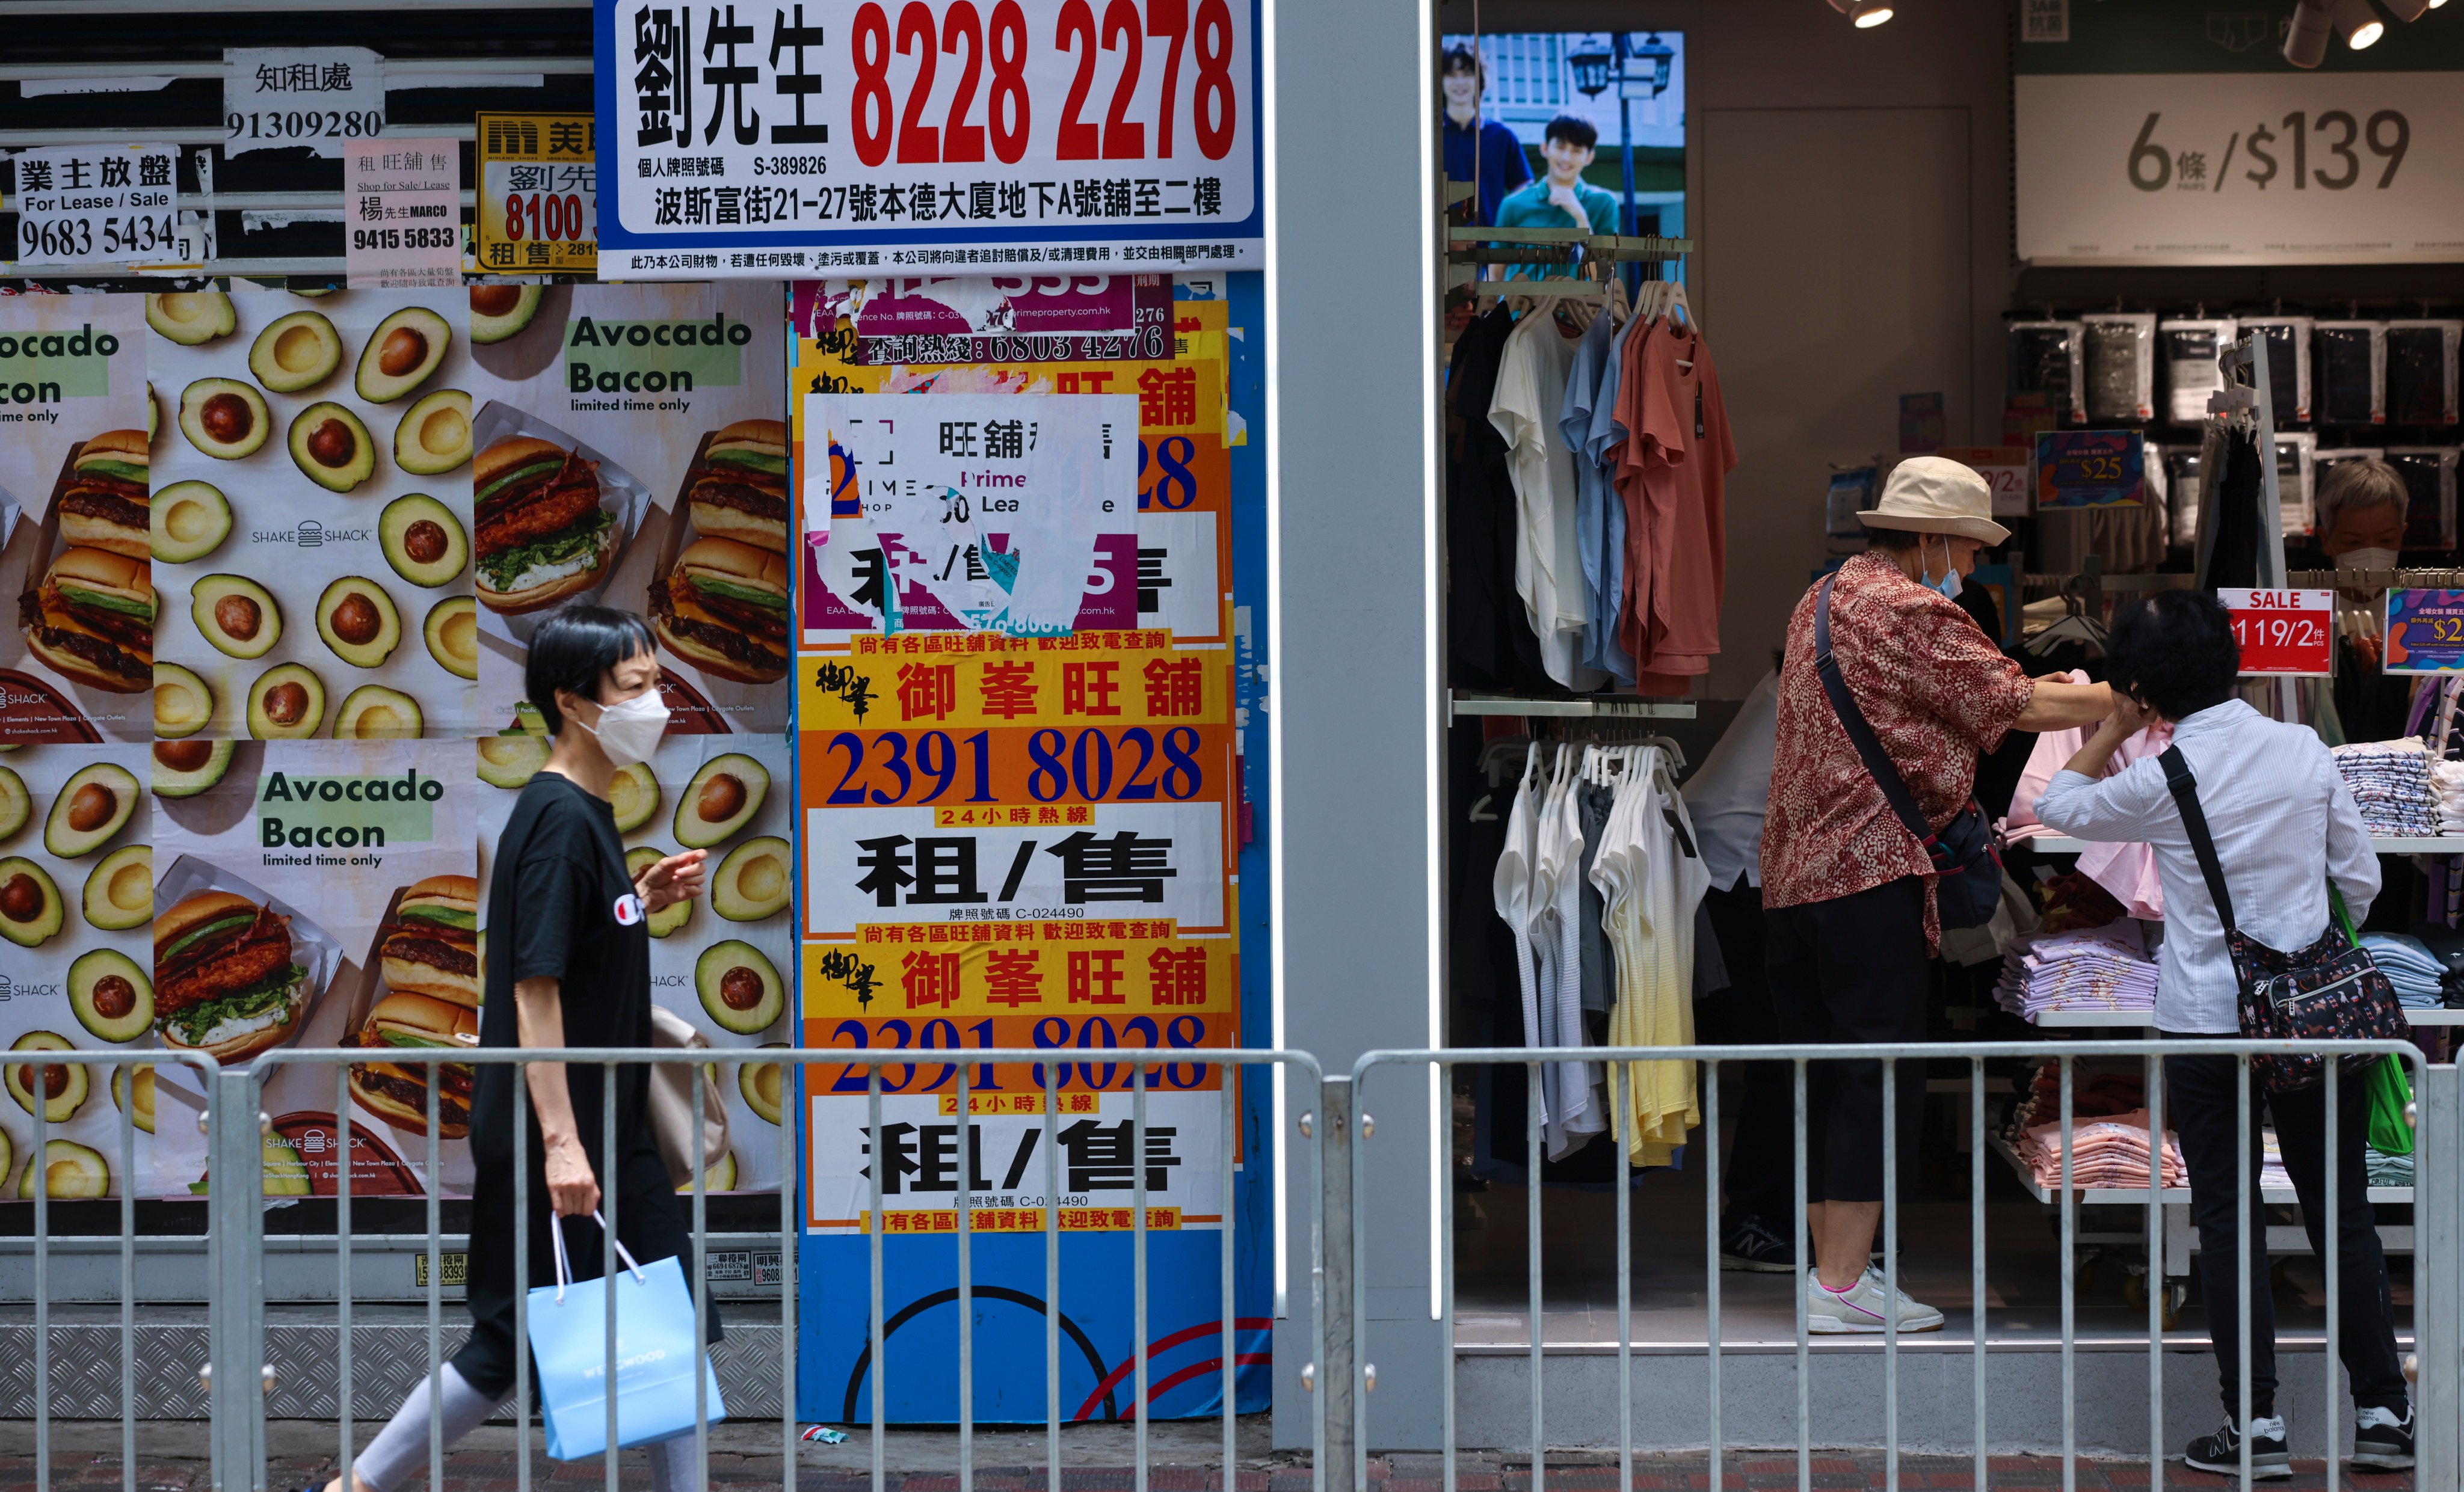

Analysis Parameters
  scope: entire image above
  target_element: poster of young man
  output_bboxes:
[0,296,152,744]
[146,286,479,740]
[458,281,790,736]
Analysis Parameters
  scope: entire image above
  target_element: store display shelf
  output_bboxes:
[2022,835,2464,856]
[1986,1132,2410,1208]
[1449,693,1697,722]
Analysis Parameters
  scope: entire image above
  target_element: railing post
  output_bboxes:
[209,1066,264,1492]
[1319,1076,1357,1492]
[2418,1063,2460,1489]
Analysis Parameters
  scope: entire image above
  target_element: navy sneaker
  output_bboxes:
[1717,1213,1796,1273]
[2184,1416,2291,1480]
[2352,1403,2415,1470]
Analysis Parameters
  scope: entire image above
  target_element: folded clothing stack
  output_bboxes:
[1992,920,2159,1024]
[2367,1147,2415,1189]
[2433,757,2464,837]
[2332,737,2442,838]
[2260,1129,2292,1194]
[2016,1108,2185,1190]
[2361,932,2446,1008]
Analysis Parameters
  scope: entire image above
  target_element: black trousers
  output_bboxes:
[2161,1045,2409,1420]
[1764,876,1929,1205]
[1698,878,1794,1224]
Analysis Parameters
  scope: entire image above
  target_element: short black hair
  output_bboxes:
[523,603,656,737]
[1543,114,1598,150]
[1443,43,1481,79]
[2108,589,2239,721]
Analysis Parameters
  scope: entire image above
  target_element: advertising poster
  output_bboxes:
[144,738,476,1196]
[2386,588,2464,674]
[474,731,796,1194]
[459,280,790,735]
[0,293,152,743]
[147,284,479,740]
[2034,429,2145,510]
[475,112,599,277]
[0,744,159,1197]
[791,280,1257,1423]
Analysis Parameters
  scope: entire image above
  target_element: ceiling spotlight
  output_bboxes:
[1852,0,1894,23]
[2332,0,2385,46]
[2284,0,2333,65]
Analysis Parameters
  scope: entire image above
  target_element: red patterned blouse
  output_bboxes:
[1758,551,2036,949]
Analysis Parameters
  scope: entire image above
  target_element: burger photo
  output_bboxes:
[153,891,310,1063]
[651,536,790,685]
[377,874,478,1007]
[18,547,154,694]
[346,992,476,1140]
[473,436,614,614]
[57,430,150,560]
[683,419,788,552]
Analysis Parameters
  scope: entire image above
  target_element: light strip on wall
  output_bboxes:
[1260,0,1287,1322]
[1418,0,1444,1327]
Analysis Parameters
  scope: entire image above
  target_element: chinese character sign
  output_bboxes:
[593,0,1261,277]
[2386,589,2464,675]
[9,146,180,268]
[476,112,599,275]
[345,140,463,289]
[224,47,387,158]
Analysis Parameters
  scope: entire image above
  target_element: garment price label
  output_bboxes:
[2034,430,2145,509]
[594,0,1261,277]
[8,145,180,266]
[1938,446,2032,518]
[2217,588,2332,677]
[2385,589,2464,675]
[224,47,386,159]
[345,138,463,288]
[475,111,598,275]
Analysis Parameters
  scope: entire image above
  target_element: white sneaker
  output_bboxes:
[1805,1266,1945,1334]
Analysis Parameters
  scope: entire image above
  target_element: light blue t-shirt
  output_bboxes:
[1563,309,1636,685]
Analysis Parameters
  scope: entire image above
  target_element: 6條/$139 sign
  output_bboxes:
[592,0,1261,278]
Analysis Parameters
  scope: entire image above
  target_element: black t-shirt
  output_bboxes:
[469,770,652,1168]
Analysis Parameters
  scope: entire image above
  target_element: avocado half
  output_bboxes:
[152,480,233,565]
[675,754,770,850]
[111,1065,155,1134]
[610,761,660,834]
[7,1033,89,1124]
[153,663,214,739]
[147,382,160,445]
[423,597,478,681]
[179,377,271,459]
[191,574,281,660]
[358,307,451,403]
[315,576,402,669]
[334,684,423,740]
[0,858,64,949]
[248,309,342,394]
[470,284,544,344]
[676,1150,736,1196]
[288,402,377,493]
[152,738,236,800]
[710,836,790,923]
[45,763,140,859]
[624,847,695,938]
[379,493,469,588]
[394,390,472,476]
[147,291,235,346]
[19,1139,109,1199]
[69,948,153,1043]
[80,845,152,934]
[739,1042,788,1125]
[697,939,784,1035]
[477,733,549,788]
[248,663,327,740]
[0,765,27,842]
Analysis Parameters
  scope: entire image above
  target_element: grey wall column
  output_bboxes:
[1264,0,1444,1458]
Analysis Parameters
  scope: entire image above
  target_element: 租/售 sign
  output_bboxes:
[593,0,1261,278]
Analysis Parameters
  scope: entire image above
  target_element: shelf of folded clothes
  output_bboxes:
[1987,1131,2411,1206]
[2022,835,2464,856]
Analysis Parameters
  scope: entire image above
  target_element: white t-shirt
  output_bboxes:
[1491,313,1604,692]
[1680,670,1781,892]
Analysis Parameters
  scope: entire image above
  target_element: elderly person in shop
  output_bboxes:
[2315,457,2413,741]
[1761,457,2113,1334]
[2034,589,2409,1476]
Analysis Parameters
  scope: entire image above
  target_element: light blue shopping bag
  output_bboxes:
[527,1211,725,1461]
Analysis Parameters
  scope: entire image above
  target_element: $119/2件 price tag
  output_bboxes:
[8,145,179,268]
[2217,588,2332,678]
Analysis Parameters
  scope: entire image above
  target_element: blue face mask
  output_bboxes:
[1923,536,1964,601]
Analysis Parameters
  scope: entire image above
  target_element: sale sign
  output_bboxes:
[1939,446,2031,518]
[2217,589,2332,678]
[475,111,597,275]
[2386,589,2464,675]
[2035,430,2145,509]
[593,0,1261,277]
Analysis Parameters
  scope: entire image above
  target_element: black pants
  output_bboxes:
[1698,879,1793,1224]
[1764,876,1928,1204]
[2163,1043,2408,1420]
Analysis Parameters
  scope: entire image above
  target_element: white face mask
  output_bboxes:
[1921,534,1964,600]
[2335,545,2399,575]
[573,688,670,767]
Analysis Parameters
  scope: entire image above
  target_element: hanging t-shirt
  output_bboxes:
[1560,310,1637,687]
[1492,312,1603,692]
[1613,317,1736,692]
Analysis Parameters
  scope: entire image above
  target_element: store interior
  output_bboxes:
[1432,0,2464,1358]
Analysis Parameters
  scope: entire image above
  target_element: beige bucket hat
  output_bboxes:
[1858,456,2011,547]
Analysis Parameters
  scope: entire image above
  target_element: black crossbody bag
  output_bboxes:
[2157,744,2404,1093]
[1812,573,2003,929]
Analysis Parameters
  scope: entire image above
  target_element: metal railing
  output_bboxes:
[1351,1039,2454,1492]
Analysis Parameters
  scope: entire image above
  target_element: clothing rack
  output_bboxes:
[2289,568,2464,589]
[1450,692,1697,723]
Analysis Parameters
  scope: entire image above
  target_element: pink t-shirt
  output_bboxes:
[1613,318,1736,689]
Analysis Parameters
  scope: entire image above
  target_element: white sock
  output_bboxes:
[352,1363,507,1491]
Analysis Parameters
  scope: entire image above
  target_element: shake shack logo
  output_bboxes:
[0,974,64,1000]
[251,519,372,547]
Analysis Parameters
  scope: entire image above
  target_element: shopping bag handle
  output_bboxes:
[547,1209,647,1303]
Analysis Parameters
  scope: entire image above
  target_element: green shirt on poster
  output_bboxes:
[1494,178,1621,277]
